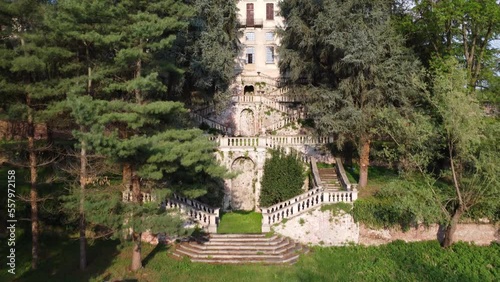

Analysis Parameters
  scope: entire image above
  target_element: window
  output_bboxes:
[246,32,255,41]
[266,46,274,64]
[265,32,274,41]
[247,3,254,26]
[246,47,255,64]
[266,3,274,20]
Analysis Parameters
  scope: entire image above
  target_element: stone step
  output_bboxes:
[185,240,297,252]
[205,237,282,244]
[174,248,298,260]
[189,255,300,264]
[210,234,267,238]
[171,234,308,265]
[185,240,292,251]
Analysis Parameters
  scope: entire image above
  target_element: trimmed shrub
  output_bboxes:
[260,150,306,206]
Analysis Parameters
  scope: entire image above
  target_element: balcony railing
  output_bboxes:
[238,18,263,27]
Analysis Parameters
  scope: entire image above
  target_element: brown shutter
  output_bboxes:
[247,4,254,26]
[266,3,274,20]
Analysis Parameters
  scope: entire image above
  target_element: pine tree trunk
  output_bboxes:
[441,208,464,248]
[131,233,142,271]
[27,96,39,270]
[358,136,370,189]
[79,136,87,270]
[123,163,132,190]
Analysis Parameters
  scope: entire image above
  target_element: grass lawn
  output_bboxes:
[217,210,262,234]
[344,165,399,198]
[2,236,498,282]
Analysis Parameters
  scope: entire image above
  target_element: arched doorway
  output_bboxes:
[230,157,255,210]
[243,85,254,95]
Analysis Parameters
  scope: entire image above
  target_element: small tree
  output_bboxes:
[379,58,500,247]
[260,150,306,207]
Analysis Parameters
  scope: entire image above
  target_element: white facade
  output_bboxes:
[236,0,283,80]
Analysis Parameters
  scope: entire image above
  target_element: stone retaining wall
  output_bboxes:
[359,223,499,246]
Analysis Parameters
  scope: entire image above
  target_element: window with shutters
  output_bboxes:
[266,46,274,64]
[246,47,255,64]
[266,3,274,20]
[247,3,254,26]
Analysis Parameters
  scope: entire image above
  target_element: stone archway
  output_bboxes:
[230,157,256,211]
[239,109,255,136]
[243,85,254,94]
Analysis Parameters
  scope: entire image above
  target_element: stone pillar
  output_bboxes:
[208,214,217,233]
[351,190,358,201]
[262,216,271,233]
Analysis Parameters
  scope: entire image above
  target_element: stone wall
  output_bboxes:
[273,208,359,246]
[359,223,499,246]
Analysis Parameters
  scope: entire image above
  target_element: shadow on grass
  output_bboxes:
[142,244,169,267]
[14,234,121,282]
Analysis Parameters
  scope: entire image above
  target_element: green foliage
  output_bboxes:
[260,150,306,207]
[279,0,426,187]
[3,236,499,282]
[321,202,353,217]
[173,0,239,104]
[398,0,500,90]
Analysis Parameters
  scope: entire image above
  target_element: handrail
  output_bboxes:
[190,112,232,135]
[310,158,322,188]
[260,157,358,232]
[122,190,219,233]
[334,157,357,191]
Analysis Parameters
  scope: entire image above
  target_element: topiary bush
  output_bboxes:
[260,150,306,207]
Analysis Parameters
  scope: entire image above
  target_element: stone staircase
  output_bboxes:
[170,234,308,264]
[318,168,341,191]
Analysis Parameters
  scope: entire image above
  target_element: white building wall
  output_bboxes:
[236,0,283,79]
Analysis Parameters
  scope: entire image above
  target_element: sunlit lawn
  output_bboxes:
[217,210,262,234]
[2,235,498,282]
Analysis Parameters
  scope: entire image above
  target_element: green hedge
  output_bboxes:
[260,150,306,206]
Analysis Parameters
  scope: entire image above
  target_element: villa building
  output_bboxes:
[235,0,283,94]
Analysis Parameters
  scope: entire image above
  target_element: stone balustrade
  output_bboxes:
[122,190,156,203]
[215,135,332,149]
[231,95,292,115]
[334,157,358,192]
[260,157,358,232]
[266,116,299,132]
[165,196,219,233]
[169,194,220,217]
[194,105,215,117]
[190,112,232,135]
[310,158,322,187]
[240,75,279,87]
[122,190,219,233]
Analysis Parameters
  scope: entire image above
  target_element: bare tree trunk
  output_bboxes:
[358,135,370,189]
[130,167,143,271]
[131,232,142,271]
[441,208,464,248]
[27,96,39,270]
[79,134,87,270]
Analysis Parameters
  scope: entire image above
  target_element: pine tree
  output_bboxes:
[61,0,226,271]
[279,0,425,188]
[42,0,123,270]
[173,0,240,106]
[0,0,71,269]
